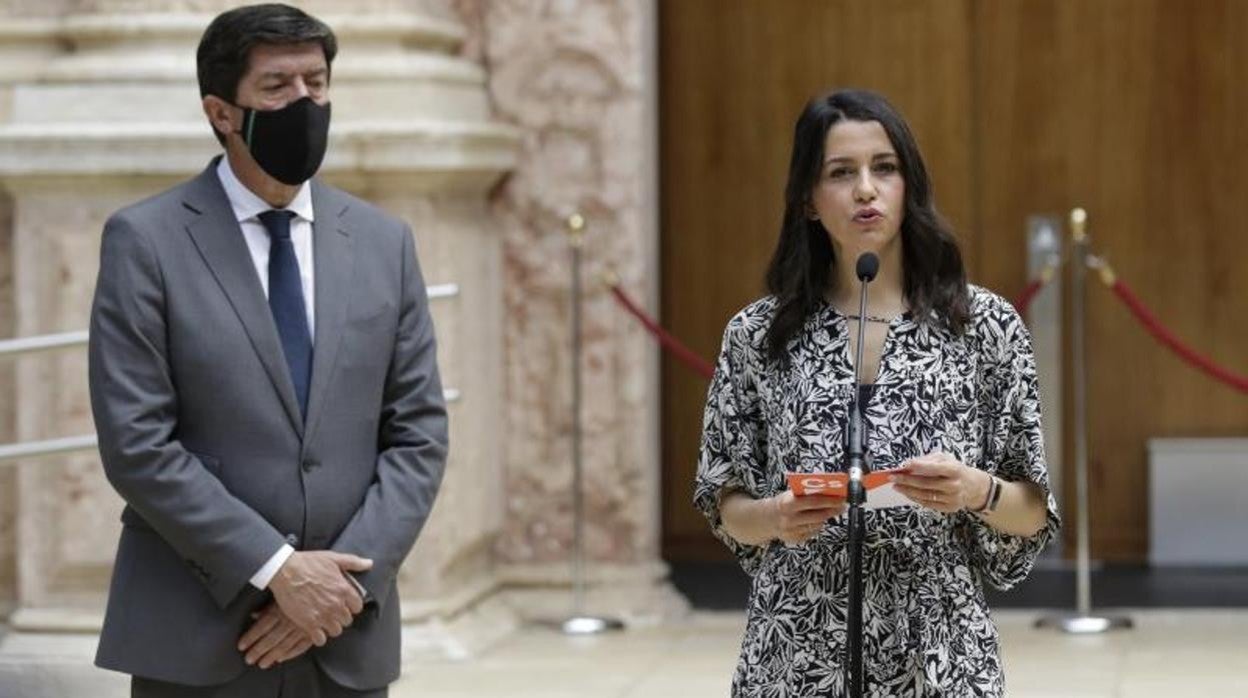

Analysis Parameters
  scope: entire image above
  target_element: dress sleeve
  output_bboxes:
[694,316,771,575]
[960,302,1062,590]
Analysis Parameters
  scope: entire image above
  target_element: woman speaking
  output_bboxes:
[694,89,1059,696]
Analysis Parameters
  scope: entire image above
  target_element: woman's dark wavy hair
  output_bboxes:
[764,89,969,364]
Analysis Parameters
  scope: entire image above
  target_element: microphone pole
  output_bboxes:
[846,251,878,698]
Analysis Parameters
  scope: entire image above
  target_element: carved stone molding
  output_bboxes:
[0,123,519,191]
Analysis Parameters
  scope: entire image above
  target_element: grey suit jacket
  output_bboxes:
[88,158,448,690]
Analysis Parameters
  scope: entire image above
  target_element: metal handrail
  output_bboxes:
[0,388,462,464]
[0,435,98,463]
[426,283,459,300]
[0,282,464,464]
[0,330,89,357]
[0,283,460,359]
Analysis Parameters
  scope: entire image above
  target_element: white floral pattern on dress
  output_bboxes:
[695,285,1060,697]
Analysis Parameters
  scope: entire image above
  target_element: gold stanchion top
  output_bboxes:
[566,212,586,248]
[1070,207,1088,243]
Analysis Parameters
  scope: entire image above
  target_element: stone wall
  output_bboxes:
[438,0,676,622]
[475,0,664,578]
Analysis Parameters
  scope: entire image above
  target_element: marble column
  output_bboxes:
[0,1,519,691]
[460,0,685,622]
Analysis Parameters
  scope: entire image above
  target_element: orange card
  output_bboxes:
[785,467,914,509]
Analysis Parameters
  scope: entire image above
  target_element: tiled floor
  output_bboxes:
[392,609,1248,697]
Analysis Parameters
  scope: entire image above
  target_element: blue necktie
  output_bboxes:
[258,209,312,419]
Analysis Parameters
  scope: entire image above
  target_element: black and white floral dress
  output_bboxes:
[695,285,1060,697]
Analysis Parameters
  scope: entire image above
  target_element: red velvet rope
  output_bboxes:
[609,269,1246,395]
[607,283,715,380]
[1110,279,1248,394]
[1013,277,1045,318]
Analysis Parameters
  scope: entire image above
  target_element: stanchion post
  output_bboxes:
[556,212,624,636]
[1026,215,1064,560]
[1035,208,1133,635]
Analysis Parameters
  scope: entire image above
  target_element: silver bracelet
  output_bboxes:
[972,475,1001,514]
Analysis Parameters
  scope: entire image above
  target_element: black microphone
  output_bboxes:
[856,252,879,283]
[848,252,878,475]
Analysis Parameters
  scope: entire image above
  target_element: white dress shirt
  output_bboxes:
[215,157,315,589]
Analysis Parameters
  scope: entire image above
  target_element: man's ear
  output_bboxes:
[201,95,238,140]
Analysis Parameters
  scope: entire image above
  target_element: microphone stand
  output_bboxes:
[845,257,874,698]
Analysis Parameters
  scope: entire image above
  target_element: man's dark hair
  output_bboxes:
[197,3,337,143]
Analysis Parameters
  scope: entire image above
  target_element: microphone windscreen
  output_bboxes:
[855,252,879,282]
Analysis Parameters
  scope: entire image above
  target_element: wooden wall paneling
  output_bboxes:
[973,0,1248,560]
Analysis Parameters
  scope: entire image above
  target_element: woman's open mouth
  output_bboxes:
[853,208,883,224]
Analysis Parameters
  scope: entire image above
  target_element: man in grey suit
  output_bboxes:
[87,5,448,696]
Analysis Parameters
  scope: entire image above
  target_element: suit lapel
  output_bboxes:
[303,181,354,440]
[181,161,305,438]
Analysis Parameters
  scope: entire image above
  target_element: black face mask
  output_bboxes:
[237,97,331,186]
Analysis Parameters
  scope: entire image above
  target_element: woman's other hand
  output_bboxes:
[891,452,992,514]
[771,490,847,544]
